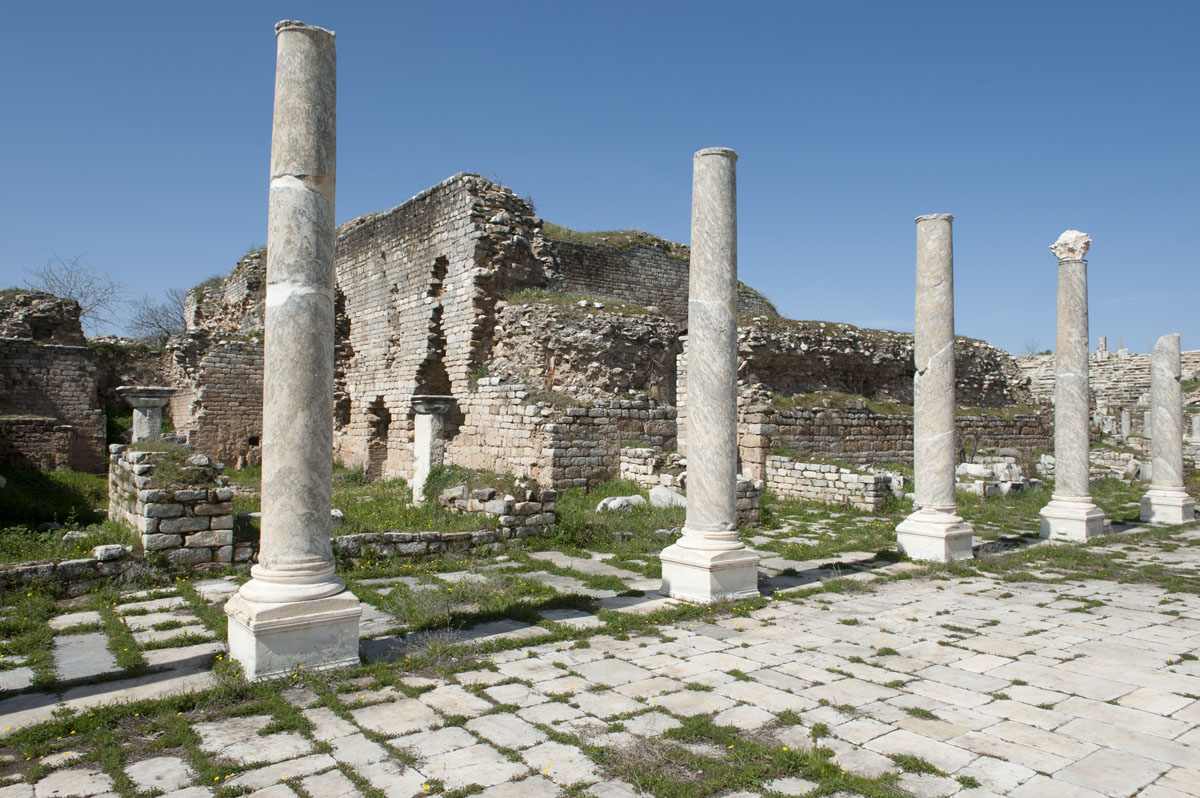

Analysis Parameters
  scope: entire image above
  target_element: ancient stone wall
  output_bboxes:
[167,335,264,468]
[0,417,74,470]
[738,399,1053,480]
[0,339,104,471]
[736,319,1030,407]
[764,455,891,511]
[1019,348,1200,409]
[549,239,776,325]
[107,445,250,568]
[486,300,681,405]
[0,292,86,345]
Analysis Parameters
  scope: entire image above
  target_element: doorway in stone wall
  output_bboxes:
[365,397,390,482]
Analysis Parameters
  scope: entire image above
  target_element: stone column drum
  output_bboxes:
[895,215,974,561]
[411,395,453,505]
[116,386,176,442]
[1140,333,1195,523]
[226,20,361,680]
[1191,414,1200,445]
[1121,409,1132,440]
[1039,231,1106,540]
[660,148,759,602]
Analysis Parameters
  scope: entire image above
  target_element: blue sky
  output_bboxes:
[1,2,1195,356]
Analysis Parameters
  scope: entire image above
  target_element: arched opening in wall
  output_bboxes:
[415,256,452,396]
[365,397,390,482]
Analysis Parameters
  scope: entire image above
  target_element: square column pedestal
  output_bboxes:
[660,545,759,604]
[1140,488,1196,525]
[225,592,362,681]
[896,509,974,562]
[1039,496,1107,542]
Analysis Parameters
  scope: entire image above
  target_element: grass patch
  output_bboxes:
[0,468,108,527]
[0,520,135,565]
[541,223,690,261]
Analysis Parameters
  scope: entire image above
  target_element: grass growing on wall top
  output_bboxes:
[541,222,690,260]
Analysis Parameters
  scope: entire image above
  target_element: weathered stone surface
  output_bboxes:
[660,147,758,602]
[125,755,195,793]
[1141,333,1195,524]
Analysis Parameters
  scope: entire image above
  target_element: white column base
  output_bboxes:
[225,590,362,681]
[1039,496,1107,541]
[895,509,975,562]
[660,543,759,603]
[1140,488,1196,525]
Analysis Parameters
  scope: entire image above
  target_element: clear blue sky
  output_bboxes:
[1,2,1195,356]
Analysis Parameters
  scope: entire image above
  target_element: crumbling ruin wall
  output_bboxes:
[736,319,1031,406]
[0,293,104,471]
[486,300,681,405]
[167,335,264,468]
[1020,348,1200,410]
[332,174,559,480]
[550,238,776,325]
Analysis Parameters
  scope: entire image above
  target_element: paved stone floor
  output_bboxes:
[1,522,1199,797]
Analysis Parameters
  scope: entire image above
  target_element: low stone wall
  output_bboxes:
[619,448,685,489]
[739,400,1053,480]
[333,527,535,562]
[736,478,762,527]
[764,455,891,511]
[107,445,249,567]
[0,544,136,597]
[437,486,557,538]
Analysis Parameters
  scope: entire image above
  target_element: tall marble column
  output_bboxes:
[895,215,974,561]
[117,386,176,442]
[1140,333,1195,523]
[1039,231,1106,541]
[411,395,453,505]
[660,147,758,602]
[226,20,361,680]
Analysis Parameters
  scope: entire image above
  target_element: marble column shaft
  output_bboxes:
[680,147,740,547]
[1040,231,1105,540]
[912,215,957,513]
[1150,334,1184,488]
[246,20,342,603]
[1052,254,1091,499]
[659,148,758,602]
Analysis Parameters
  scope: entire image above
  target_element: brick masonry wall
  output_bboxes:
[0,339,105,471]
[738,401,1053,480]
[0,417,76,470]
[765,456,890,511]
[168,338,264,468]
[1018,349,1200,409]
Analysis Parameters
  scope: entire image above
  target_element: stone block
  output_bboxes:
[136,516,159,534]
[209,515,234,530]
[137,489,168,503]
[144,503,184,518]
[213,487,234,501]
[216,546,233,563]
[90,544,127,562]
[159,516,211,533]
[174,489,208,502]
[185,529,233,548]
[142,533,182,550]
[165,548,212,566]
[56,558,98,580]
[194,502,233,516]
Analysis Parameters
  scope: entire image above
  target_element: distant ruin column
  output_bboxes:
[1121,409,1132,440]
[660,147,759,602]
[117,386,176,442]
[411,395,453,505]
[226,20,361,681]
[1039,231,1106,541]
[896,215,974,561]
[1191,414,1200,445]
[1140,334,1195,524]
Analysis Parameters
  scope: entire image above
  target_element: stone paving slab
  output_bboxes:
[51,633,118,683]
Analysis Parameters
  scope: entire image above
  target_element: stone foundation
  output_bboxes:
[764,455,891,511]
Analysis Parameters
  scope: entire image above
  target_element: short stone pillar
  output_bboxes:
[225,20,361,681]
[660,147,759,602]
[1143,410,1152,437]
[1140,334,1195,524]
[1121,409,1132,440]
[116,386,176,442]
[896,215,974,561]
[1191,414,1200,445]
[411,395,453,505]
[1039,231,1106,541]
